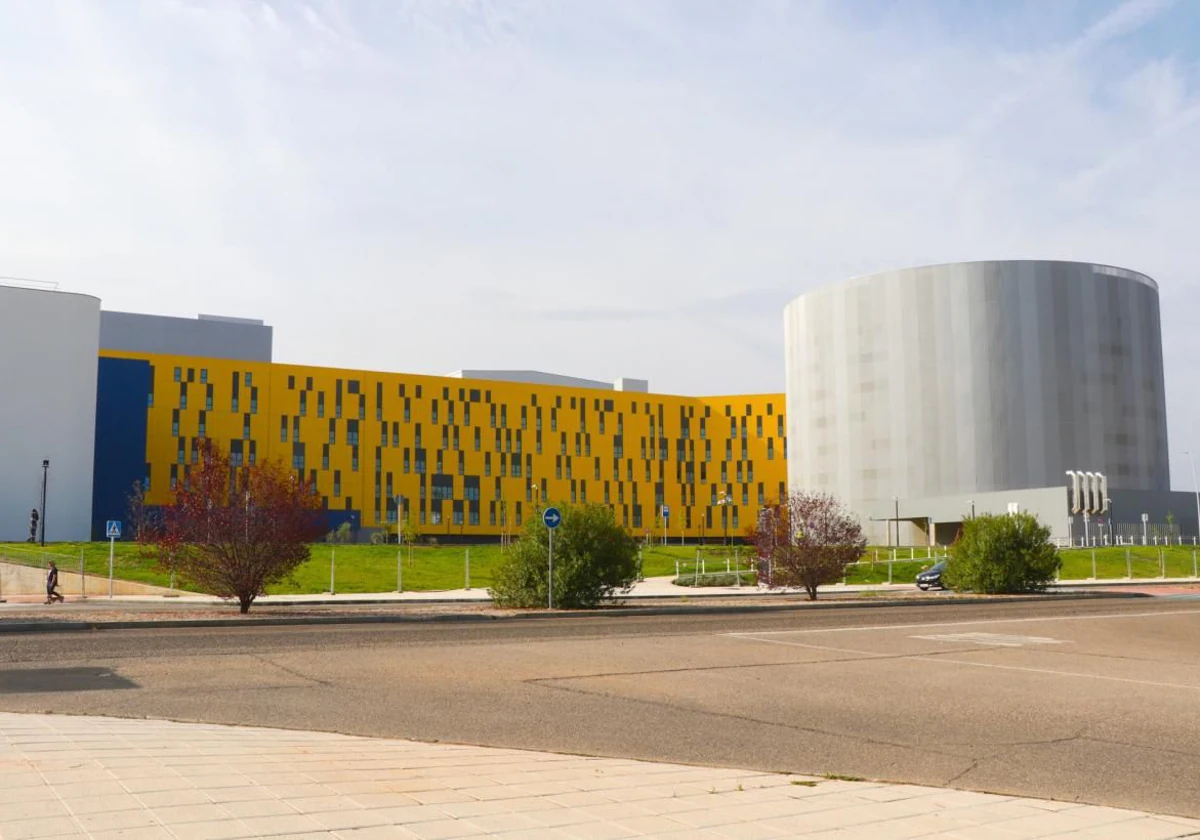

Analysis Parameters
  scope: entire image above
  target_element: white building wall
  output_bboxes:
[0,286,101,541]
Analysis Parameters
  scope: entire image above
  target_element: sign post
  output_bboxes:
[105,521,121,599]
[661,505,669,547]
[543,507,562,609]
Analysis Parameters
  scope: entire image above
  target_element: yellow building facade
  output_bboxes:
[101,350,787,541]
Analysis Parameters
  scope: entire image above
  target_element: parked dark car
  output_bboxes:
[916,560,947,591]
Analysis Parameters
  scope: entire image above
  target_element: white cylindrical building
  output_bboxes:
[783,260,1168,542]
[0,285,101,542]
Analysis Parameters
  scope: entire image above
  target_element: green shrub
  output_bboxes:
[490,503,639,608]
[672,573,757,587]
[945,513,1060,593]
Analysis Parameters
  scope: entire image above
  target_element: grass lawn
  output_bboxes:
[3,541,1195,596]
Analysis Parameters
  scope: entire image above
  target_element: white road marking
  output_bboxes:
[726,634,1200,692]
[910,633,1066,647]
[721,608,1200,638]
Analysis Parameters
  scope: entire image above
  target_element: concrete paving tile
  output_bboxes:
[328,780,400,795]
[62,792,146,814]
[1081,816,1200,838]
[608,813,695,834]
[544,791,620,808]
[405,788,478,805]
[167,819,256,840]
[462,811,548,833]
[522,806,597,828]
[236,813,328,835]
[150,802,234,824]
[336,827,424,839]
[368,804,455,824]
[560,822,641,840]
[0,799,71,821]
[349,792,424,810]
[282,793,361,813]
[51,779,130,798]
[207,784,281,803]
[264,783,336,800]
[89,827,177,840]
[120,775,197,793]
[306,807,393,830]
[0,815,83,840]
[941,826,1031,840]
[491,831,579,840]
[219,797,301,819]
[0,773,51,790]
[72,808,163,834]
[134,788,216,808]
[431,800,515,820]
[402,818,487,839]
[707,822,791,839]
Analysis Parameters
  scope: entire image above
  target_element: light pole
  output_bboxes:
[893,496,899,549]
[39,459,49,546]
[1186,451,1200,544]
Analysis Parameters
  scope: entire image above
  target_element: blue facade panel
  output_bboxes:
[91,358,150,541]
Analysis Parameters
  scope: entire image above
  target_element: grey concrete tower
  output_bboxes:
[783,261,1169,521]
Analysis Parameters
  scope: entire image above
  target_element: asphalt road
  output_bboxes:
[1,599,1198,818]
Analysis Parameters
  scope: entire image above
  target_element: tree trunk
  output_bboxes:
[805,584,818,601]
[238,595,253,614]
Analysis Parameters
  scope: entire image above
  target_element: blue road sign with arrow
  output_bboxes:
[542,507,562,529]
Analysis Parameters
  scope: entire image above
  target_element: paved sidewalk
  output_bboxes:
[1,713,1196,839]
[4,574,1192,609]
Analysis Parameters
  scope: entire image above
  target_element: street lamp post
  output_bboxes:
[893,496,899,549]
[1186,451,1200,545]
[39,459,49,546]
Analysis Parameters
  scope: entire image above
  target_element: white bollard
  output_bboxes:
[330,549,336,595]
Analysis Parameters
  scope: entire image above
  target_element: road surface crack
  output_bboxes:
[250,655,333,687]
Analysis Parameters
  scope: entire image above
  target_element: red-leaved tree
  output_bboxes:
[144,440,326,613]
[748,490,866,600]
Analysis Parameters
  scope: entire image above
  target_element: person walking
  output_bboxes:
[45,560,64,604]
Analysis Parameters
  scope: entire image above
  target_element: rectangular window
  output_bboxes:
[179,385,187,410]
[300,392,307,416]
[432,401,439,423]
[281,416,289,443]
[333,470,341,497]
[767,439,775,460]
[173,367,181,383]
[250,387,258,414]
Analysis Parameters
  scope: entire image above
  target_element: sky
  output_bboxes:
[2,0,1200,486]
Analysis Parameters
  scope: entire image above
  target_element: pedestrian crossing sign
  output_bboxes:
[106,520,122,539]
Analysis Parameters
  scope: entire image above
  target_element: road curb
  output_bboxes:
[0,591,1146,634]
